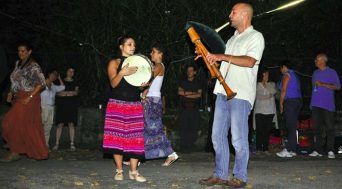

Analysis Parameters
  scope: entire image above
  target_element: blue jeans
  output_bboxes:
[284,98,302,152]
[212,94,251,182]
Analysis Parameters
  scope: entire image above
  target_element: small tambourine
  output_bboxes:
[121,54,153,86]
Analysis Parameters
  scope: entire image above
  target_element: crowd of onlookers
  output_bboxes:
[0,41,79,163]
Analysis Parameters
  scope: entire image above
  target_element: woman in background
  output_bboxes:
[40,70,65,148]
[53,67,79,151]
[254,68,277,155]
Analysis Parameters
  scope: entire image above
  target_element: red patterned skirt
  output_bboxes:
[102,99,144,159]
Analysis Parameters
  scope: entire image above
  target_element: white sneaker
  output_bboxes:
[290,151,297,157]
[276,149,293,158]
[70,143,76,151]
[52,144,59,151]
[328,151,335,159]
[309,151,323,157]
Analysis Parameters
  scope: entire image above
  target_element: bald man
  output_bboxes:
[199,3,264,188]
[309,53,340,159]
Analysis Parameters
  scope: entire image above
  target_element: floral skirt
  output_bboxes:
[143,97,174,159]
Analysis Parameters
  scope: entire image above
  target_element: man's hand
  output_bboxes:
[206,53,221,65]
[194,47,202,61]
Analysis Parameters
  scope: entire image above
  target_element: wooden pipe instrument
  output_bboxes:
[186,26,236,99]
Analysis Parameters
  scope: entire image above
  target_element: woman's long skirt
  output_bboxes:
[102,99,145,159]
[2,91,48,160]
[143,97,174,159]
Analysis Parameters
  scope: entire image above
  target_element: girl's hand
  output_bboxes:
[120,64,138,76]
[279,103,284,114]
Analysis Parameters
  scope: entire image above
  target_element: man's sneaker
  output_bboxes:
[328,151,335,159]
[290,151,297,157]
[309,151,323,157]
[276,149,293,158]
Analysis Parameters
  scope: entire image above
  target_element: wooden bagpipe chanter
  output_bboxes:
[185,21,236,99]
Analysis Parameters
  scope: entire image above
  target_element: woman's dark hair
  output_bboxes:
[66,66,75,71]
[17,41,33,51]
[45,69,57,78]
[17,41,34,68]
[279,60,292,69]
[111,35,135,59]
[257,67,269,82]
[117,35,134,47]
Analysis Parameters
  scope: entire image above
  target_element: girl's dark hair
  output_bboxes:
[152,43,165,55]
[152,43,167,62]
[279,60,292,69]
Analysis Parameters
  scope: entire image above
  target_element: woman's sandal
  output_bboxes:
[129,170,146,182]
[162,152,179,166]
[0,153,21,163]
[114,169,124,181]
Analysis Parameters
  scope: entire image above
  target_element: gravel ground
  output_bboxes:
[0,149,341,189]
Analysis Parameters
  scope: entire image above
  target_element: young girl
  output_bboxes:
[103,36,146,182]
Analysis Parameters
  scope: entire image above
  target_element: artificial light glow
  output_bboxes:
[265,0,306,14]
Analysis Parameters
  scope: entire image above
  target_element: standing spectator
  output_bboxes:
[276,60,302,158]
[1,42,48,162]
[199,2,265,187]
[254,68,277,155]
[178,64,202,152]
[103,35,146,182]
[40,70,65,148]
[309,53,340,159]
[53,67,79,151]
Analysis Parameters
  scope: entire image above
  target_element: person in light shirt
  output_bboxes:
[40,70,65,148]
[254,68,277,155]
[198,2,265,188]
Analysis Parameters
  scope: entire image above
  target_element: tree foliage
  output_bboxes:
[1,0,341,108]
